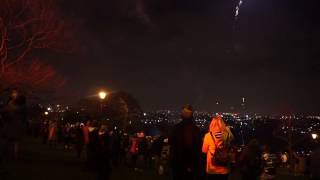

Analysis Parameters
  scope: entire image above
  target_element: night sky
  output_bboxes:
[53,0,320,114]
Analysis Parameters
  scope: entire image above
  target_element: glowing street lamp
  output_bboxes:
[98,91,108,113]
[99,91,107,100]
[312,133,318,140]
[44,111,49,116]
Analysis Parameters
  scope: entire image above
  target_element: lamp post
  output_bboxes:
[98,91,107,113]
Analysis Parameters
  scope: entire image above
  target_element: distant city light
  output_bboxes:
[44,112,49,115]
[47,107,52,111]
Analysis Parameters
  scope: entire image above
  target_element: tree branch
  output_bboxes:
[0,0,72,93]
[0,28,8,74]
[0,26,7,54]
[14,18,39,29]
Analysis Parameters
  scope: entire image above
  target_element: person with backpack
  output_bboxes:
[202,115,233,180]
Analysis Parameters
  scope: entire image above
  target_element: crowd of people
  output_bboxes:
[36,104,319,180]
[38,118,171,179]
[0,90,319,180]
[170,105,319,180]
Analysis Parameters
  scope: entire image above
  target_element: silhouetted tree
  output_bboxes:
[104,91,143,132]
[0,0,72,93]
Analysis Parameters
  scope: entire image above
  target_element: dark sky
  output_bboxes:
[54,0,320,114]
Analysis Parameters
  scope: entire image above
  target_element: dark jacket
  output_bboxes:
[1,96,27,141]
[170,118,201,173]
[239,141,263,179]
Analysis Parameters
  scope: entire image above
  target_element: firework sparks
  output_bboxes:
[235,0,244,19]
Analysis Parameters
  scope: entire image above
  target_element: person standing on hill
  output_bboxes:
[129,134,139,170]
[170,105,201,180]
[96,125,112,180]
[239,139,263,180]
[1,89,27,160]
[310,147,320,179]
[48,120,57,148]
[202,115,234,180]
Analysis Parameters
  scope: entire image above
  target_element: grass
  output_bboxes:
[2,138,167,180]
[4,138,94,180]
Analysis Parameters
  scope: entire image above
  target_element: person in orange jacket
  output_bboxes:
[202,115,234,180]
[48,120,57,148]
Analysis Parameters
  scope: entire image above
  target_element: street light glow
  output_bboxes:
[312,133,318,140]
[99,91,107,100]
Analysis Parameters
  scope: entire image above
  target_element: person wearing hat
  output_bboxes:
[170,105,202,180]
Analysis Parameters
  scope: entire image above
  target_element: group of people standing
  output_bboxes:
[171,105,276,180]
[41,120,116,180]
[74,121,173,179]
[40,119,162,180]
[1,89,319,180]
[171,104,235,180]
[76,121,168,179]
[170,104,320,180]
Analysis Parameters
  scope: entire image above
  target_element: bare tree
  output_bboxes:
[105,92,143,132]
[0,0,71,92]
[2,60,66,92]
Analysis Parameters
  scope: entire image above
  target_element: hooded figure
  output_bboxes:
[202,116,233,180]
